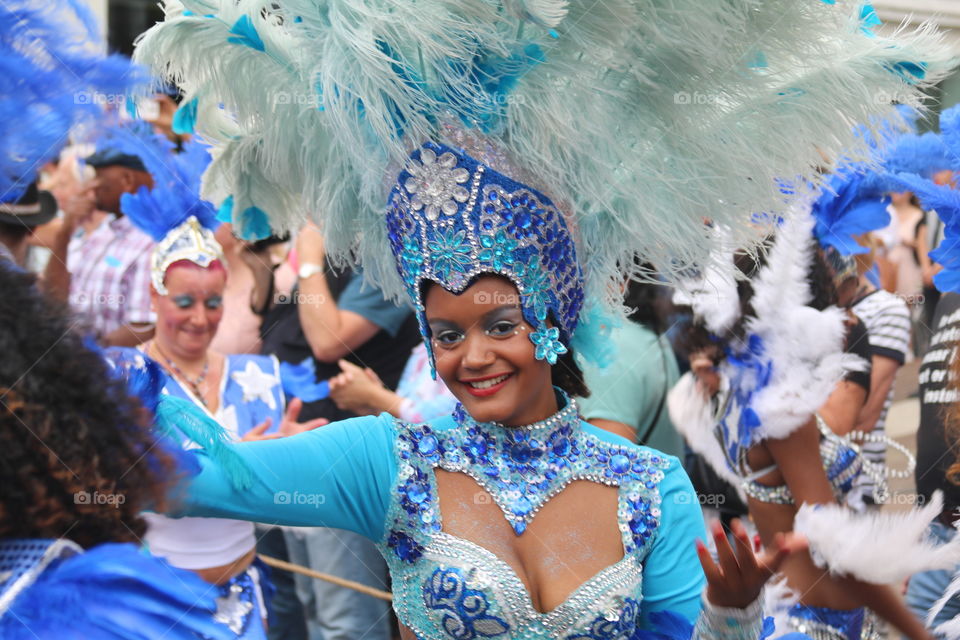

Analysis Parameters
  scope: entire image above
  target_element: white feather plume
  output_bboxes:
[931,571,960,635]
[741,206,866,443]
[673,229,742,335]
[794,491,960,584]
[667,372,747,502]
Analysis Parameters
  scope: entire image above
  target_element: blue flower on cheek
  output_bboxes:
[529,326,567,364]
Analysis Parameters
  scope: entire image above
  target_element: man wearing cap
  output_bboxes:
[44,148,156,346]
[0,182,58,267]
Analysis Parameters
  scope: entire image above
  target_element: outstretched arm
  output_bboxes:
[169,414,397,542]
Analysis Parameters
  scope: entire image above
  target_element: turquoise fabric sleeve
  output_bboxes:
[170,414,398,541]
[638,455,708,625]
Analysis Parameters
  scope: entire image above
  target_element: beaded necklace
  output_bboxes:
[149,341,210,408]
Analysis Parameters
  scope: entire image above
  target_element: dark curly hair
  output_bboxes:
[0,264,177,549]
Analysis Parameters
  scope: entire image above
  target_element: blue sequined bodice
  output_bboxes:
[377,397,671,639]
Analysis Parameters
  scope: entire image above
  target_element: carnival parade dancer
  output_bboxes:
[132,0,955,637]
[668,117,960,638]
[100,125,333,639]
[0,2,241,638]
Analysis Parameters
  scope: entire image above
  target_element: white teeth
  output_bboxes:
[468,374,509,389]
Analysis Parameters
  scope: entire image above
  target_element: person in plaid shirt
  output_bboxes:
[45,147,156,346]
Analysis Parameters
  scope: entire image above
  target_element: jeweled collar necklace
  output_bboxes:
[391,392,667,563]
[427,392,655,534]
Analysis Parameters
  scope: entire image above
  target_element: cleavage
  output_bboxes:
[435,469,624,614]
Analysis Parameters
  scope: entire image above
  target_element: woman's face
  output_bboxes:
[890,191,913,207]
[424,275,557,426]
[152,264,226,359]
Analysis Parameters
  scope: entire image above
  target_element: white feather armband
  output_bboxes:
[794,491,960,584]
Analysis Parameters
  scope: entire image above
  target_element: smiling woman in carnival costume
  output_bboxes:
[133,0,954,637]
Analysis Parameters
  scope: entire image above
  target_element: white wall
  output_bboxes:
[874,0,960,50]
[85,0,108,40]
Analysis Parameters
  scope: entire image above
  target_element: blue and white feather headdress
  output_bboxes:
[134,0,954,364]
[0,1,145,204]
[99,123,223,295]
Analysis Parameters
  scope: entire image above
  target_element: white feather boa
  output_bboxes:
[667,372,747,502]
[737,208,866,445]
[794,492,960,585]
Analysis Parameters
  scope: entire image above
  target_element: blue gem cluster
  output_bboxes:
[385,142,585,367]
[384,395,669,565]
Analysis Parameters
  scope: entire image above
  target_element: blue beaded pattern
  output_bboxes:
[423,567,510,638]
[786,603,873,640]
[386,142,585,369]
[377,394,672,639]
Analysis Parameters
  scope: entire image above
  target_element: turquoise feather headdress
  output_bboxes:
[135,0,955,361]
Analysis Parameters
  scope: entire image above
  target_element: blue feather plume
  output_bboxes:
[811,168,891,256]
[104,346,253,490]
[883,132,952,178]
[0,1,147,203]
[96,122,219,241]
[938,103,960,168]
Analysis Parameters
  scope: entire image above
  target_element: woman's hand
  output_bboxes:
[328,359,385,415]
[241,419,280,442]
[296,222,326,265]
[697,519,806,609]
[278,397,330,437]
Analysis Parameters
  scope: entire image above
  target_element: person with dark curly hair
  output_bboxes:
[0,262,239,639]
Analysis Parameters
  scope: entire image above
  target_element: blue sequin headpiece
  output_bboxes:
[386,141,584,367]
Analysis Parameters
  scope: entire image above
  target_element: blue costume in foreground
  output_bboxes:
[0,540,232,640]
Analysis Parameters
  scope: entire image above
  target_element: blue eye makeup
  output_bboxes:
[171,294,223,310]
[485,320,517,337]
[172,295,195,309]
